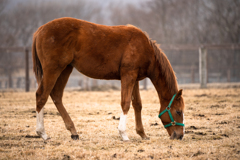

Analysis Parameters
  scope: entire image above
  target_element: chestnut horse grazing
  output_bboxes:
[32,17,185,141]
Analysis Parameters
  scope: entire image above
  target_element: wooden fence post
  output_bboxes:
[83,76,90,91]
[227,69,231,82]
[143,78,147,90]
[7,50,13,88]
[25,48,30,92]
[199,47,207,88]
[92,79,98,90]
[191,65,195,83]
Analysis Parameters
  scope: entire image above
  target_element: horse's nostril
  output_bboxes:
[170,131,177,139]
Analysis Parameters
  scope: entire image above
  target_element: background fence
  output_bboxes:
[0,44,239,91]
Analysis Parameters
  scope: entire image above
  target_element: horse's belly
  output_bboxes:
[72,59,121,80]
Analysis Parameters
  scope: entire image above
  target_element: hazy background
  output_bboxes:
[0,0,239,90]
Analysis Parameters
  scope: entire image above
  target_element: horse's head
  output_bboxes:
[159,89,185,140]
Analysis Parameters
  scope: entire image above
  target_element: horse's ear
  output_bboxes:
[175,89,183,100]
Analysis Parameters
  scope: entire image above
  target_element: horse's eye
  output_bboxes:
[176,111,181,116]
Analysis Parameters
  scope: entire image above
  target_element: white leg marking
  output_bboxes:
[118,112,129,141]
[36,108,49,140]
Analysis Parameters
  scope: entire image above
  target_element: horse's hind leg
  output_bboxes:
[132,81,149,140]
[50,65,79,140]
[36,108,48,140]
[36,68,62,140]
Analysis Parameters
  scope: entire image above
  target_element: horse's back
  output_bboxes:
[34,17,152,80]
[35,17,132,51]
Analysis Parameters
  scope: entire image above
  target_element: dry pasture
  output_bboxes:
[0,88,240,159]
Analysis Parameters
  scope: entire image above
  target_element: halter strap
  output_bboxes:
[158,94,185,128]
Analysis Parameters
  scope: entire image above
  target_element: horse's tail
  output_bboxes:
[32,33,42,85]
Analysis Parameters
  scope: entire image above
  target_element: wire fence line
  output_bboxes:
[0,44,240,91]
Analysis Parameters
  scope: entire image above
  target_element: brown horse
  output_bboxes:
[32,17,185,141]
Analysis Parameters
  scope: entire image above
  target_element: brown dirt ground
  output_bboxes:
[0,88,240,160]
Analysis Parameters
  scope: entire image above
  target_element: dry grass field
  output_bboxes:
[0,87,240,159]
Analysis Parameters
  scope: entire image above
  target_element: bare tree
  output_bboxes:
[0,0,103,88]
[110,0,239,45]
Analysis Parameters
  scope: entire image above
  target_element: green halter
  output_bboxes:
[158,94,185,128]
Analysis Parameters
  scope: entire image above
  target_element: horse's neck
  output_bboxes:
[151,75,174,103]
[150,58,178,104]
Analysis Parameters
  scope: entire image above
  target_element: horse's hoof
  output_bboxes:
[44,137,51,143]
[142,136,150,140]
[71,135,79,140]
[123,139,130,142]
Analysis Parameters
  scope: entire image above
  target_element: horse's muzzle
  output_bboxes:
[170,131,184,140]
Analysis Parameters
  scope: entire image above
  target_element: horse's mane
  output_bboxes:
[149,39,178,95]
[126,25,178,95]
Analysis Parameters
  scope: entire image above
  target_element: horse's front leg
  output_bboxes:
[118,70,137,141]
